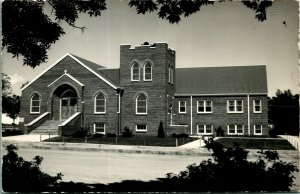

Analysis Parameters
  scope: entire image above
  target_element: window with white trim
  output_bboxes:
[254,125,262,135]
[94,123,105,134]
[131,62,140,81]
[94,92,106,113]
[136,124,147,132]
[227,100,243,113]
[253,100,262,113]
[136,93,147,114]
[30,93,41,113]
[178,101,186,113]
[227,125,244,135]
[197,100,213,113]
[197,125,213,135]
[143,62,152,81]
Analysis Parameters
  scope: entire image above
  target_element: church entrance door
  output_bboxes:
[60,90,77,121]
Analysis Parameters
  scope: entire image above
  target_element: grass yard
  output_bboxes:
[215,137,295,150]
[44,136,197,147]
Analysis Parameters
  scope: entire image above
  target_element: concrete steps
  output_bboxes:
[30,120,60,135]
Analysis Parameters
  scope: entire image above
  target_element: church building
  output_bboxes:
[19,42,268,136]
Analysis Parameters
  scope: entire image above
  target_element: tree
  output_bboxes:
[2,73,12,96]
[2,144,63,192]
[3,0,273,68]
[157,120,165,138]
[268,89,299,135]
[2,95,21,125]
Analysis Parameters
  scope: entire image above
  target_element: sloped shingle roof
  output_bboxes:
[175,65,268,95]
[71,54,120,86]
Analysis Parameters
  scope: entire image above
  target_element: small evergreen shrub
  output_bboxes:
[157,120,165,138]
[215,126,225,137]
[171,133,188,138]
[106,133,117,137]
[122,126,133,138]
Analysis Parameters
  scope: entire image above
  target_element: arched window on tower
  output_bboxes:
[143,61,152,81]
[94,92,106,114]
[30,93,41,113]
[136,93,147,114]
[131,62,140,81]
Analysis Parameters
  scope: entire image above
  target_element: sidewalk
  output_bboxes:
[2,134,58,142]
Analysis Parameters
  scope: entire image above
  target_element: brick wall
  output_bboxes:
[20,55,119,135]
[172,95,268,136]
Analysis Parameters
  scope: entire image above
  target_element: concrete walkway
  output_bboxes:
[279,135,300,150]
[179,137,219,148]
[2,134,58,142]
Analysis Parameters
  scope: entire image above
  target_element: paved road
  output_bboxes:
[5,148,299,191]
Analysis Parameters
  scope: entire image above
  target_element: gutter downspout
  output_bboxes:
[247,95,250,136]
[190,96,193,135]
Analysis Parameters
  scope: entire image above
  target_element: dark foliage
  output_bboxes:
[122,126,133,138]
[157,120,165,138]
[2,0,106,68]
[2,95,21,124]
[214,126,225,137]
[268,89,299,135]
[106,133,117,137]
[171,133,188,138]
[2,130,23,137]
[92,133,105,138]
[3,1,273,68]
[2,144,63,192]
[72,127,89,138]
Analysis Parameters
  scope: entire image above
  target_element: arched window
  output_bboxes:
[136,93,147,114]
[30,93,41,113]
[131,62,140,81]
[94,92,106,113]
[143,61,152,81]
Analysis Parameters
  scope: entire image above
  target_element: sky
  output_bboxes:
[2,0,299,99]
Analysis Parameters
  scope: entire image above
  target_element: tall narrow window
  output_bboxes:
[30,94,40,113]
[144,62,152,81]
[179,101,186,113]
[253,100,262,113]
[136,93,147,114]
[171,67,174,84]
[94,92,106,113]
[131,62,140,81]
[168,64,171,83]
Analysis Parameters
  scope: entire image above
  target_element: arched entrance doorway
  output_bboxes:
[52,84,78,121]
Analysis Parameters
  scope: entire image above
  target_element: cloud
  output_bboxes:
[9,73,25,85]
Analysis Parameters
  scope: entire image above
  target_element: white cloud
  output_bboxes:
[9,73,25,85]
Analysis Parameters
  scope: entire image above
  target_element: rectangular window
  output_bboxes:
[94,123,105,134]
[227,125,244,135]
[136,124,147,132]
[179,101,186,113]
[253,100,262,113]
[254,125,262,135]
[197,125,213,135]
[197,100,213,113]
[227,100,243,113]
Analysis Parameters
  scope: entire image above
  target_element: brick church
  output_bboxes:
[19,42,268,136]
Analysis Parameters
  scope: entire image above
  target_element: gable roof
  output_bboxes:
[21,53,119,91]
[97,69,120,85]
[175,65,268,95]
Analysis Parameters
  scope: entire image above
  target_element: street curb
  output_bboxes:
[2,141,299,159]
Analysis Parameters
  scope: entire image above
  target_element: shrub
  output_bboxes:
[157,120,165,138]
[171,133,188,138]
[214,126,225,137]
[106,133,117,137]
[164,138,299,192]
[72,128,89,138]
[2,144,63,192]
[122,126,133,138]
[93,133,105,138]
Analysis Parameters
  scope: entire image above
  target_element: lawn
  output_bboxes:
[44,136,197,147]
[215,137,295,150]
